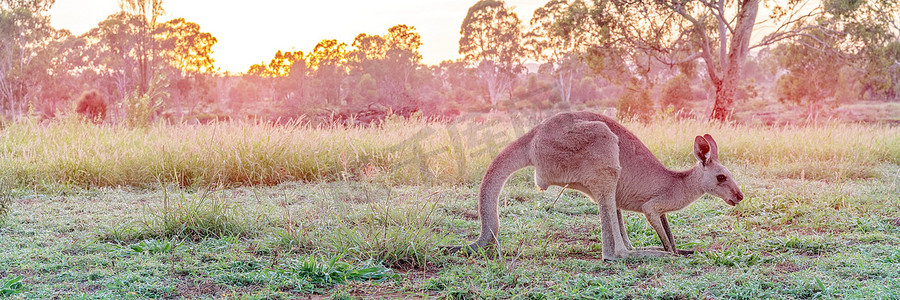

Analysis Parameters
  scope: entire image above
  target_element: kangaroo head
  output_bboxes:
[693,134,744,206]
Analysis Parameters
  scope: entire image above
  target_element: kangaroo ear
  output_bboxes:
[694,135,711,166]
[703,133,719,161]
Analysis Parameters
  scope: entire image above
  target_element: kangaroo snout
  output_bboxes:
[727,191,744,206]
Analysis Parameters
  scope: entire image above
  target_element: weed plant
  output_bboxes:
[107,187,258,242]
[0,276,24,296]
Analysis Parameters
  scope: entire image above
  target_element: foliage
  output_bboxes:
[660,74,694,110]
[459,0,525,107]
[571,0,830,120]
[526,0,592,104]
[278,254,398,287]
[133,187,253,241]
[824,0,900,100]
[309,39,348,105]
[346,25,423,107]
[123,74,168,127]
[617,82,654,121]
[74,90,107,122]
[0,1,57,116]
[80,8,216,113]
[0,276,25,296]
[121,238,183,255]
[2,0,900,125]
[155,18,217,73]
[0,180,10,221]
[768,0,900,112]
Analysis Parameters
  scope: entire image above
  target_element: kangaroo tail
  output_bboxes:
[453,129,535,254]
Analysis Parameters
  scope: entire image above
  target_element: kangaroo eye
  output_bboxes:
[716,175,727,182]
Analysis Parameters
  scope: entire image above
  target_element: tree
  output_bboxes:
[578,0,826,121]
[824,0,900,100]
[34,29,87,116]
[156,18,216,74]
[345,25,423,106]
[154,18,218,117]
[246,50,306,105]
[767,0,900,115]
[0,0,62,116]
[83,12,147,101]
[383,24,423,103]
[459,0,526,108]
[308,39,347,105]
[526,0,593,105]
[118,0,164,96]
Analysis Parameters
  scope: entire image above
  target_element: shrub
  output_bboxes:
[75,90,107,122]
[617,83,653,121]
[0,190,9,221]
[660,74,694,110]
[124,75,169,127]
[0,177,12,221]
[111,188,256,241]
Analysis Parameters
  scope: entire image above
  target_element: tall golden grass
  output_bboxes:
[1,114,897,188]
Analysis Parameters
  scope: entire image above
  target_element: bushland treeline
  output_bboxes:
[0,0,898,125]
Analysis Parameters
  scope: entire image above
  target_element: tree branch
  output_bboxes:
[696,0,735,34]
[654,51,703,66]
[751,1,823,47]
[665,2,720,82]
[750,24,839,49]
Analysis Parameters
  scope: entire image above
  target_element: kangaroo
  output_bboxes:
[455,111,744,260]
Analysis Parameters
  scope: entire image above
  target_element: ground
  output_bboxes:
[0,115,898,299]
[1,166,899,299]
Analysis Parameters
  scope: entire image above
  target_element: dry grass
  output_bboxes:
[0,114,897,189]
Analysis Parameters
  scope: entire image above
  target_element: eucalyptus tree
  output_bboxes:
[459,0,526,108]
[0,0,55,115]
[526,0,593,105]
[308,39,348,105]
[119,0,164,95]
[577,0,826,120]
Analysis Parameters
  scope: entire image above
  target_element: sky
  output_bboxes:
[48,0,546,74]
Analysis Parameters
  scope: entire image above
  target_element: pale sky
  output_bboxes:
[49,0,546,73]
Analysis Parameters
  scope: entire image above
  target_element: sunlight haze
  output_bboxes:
[49,0,546,73]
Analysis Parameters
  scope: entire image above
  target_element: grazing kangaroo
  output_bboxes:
[456,111,744,260]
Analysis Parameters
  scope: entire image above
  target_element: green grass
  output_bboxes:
[0,115,898,298]
[1,276,25,296]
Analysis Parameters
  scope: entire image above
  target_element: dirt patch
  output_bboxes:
[551,226,601,244]
[891,217,900,227]
[774,262,802,274]
[559,253,604,262]
[177,277,225,298]
[343,281,414,299]
[447,207,478,220]
[16,197,40,206]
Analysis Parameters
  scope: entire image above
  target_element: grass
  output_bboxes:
[0,276,25,296]
[1,114,897,188]
[0,113,898,298]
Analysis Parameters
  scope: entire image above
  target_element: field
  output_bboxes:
[1,113,899,299]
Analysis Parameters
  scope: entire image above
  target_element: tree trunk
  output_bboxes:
[709,0,759,121]
[479,61,501,108]
[711,78,735,121]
